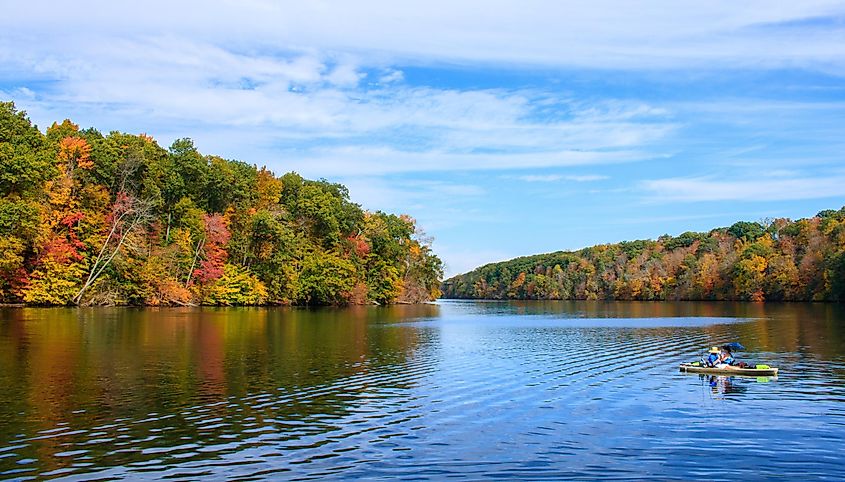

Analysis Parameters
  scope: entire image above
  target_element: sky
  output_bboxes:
[2,1,845,276]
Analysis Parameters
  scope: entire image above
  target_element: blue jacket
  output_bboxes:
[706,353,720,367]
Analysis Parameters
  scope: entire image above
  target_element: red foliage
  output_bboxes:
[42,236,83,264]
[194,214,230,284]
[1,267,30,297]
[103,191,141,239]
[112,191,134,216]
[347,234,371,258]
[60,212,86,251]
[9,267,30,292]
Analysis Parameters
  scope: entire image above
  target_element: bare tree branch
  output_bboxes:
[73,193,152,304]
[185,238,205,288]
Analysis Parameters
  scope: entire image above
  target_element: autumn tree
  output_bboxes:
[442,210,845,303]
[2,108,443,306]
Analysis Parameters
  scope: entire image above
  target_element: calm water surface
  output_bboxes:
[1,301,844,480]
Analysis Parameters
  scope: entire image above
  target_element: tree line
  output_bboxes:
[1,102,442,306]
[442,211,845,302]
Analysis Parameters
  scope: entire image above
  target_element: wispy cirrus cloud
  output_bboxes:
[642,175,845,202]
[516,175,566,183]
[1,35,674,178]
[5,1,845,70]
[280,147,654,177]
[515,174,609,183]
[567,175,609,182]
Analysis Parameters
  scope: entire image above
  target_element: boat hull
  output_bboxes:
[679,363,778,377]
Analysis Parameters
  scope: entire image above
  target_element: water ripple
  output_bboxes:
[1,301,844,480]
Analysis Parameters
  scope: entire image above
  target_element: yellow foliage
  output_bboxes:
[256,167,283,209]
[429,284,442,300]
[138,255,193,305]
[735,254,768,301]
[629,278,644,298]
[45,177,75,221]
[21,258,86,305]
[171,228,194,254]
[202,264,267,305]
[0,236,25,274]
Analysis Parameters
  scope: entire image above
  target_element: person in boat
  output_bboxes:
[704,345,743,369]
[704,347,722,367]
[719,345,735,366]
[718,345,750,369]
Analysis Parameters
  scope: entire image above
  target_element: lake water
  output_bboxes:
[1,301,844,480]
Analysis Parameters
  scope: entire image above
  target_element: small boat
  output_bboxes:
[679,362,778,377]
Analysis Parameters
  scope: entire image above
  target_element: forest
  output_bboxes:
[442,210,845,302]
[0,102,442,306]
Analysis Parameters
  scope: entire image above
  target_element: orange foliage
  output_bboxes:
[58,137,93,170]
[409,244,421,257]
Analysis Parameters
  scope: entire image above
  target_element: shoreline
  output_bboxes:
[4,298,842,309]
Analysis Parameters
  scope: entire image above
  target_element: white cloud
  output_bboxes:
[642,175,845,202]
[2,33,673,177]
[280,147,653,177]
[514,174,609,182]
[341,177,484,209]
[326,62,365,87]
[4,1,845,70]
[517,175,565,182]
[378,69,404,84]
[566,175,609,182]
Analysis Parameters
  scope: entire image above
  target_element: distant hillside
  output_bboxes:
[442,208,845,302]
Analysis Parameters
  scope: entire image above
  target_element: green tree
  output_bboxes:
[728,221,765,241]
[297,250,356,305]
[0,102,55,197]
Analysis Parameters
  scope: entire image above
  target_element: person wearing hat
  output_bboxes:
[704,346,722,368]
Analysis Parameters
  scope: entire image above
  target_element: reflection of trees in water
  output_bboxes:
[471,301,845,362]
[491,300,777,319]
[718,303,845,361]
[0,305,439,475]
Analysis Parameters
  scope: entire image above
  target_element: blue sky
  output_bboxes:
[2,1,845,276]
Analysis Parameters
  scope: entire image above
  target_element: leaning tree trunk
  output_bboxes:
[73,192,151,305]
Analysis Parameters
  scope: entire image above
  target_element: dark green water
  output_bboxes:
[1,301,844,480]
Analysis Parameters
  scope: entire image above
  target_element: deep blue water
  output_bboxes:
[1,301,844,480]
